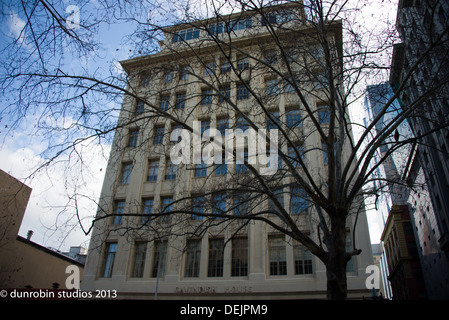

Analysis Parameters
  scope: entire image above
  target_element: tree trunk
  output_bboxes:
[326,214,349,300]
[326,251,348,300]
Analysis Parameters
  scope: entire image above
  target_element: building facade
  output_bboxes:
[381,205,427,299]
[390,0,449,299]
[82,4,373,299]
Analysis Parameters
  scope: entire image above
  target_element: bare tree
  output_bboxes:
[1,0,448,299]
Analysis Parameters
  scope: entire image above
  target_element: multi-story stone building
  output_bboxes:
[82,3,373,299]
[390,0,449,299]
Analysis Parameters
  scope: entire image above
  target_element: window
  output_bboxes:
[135,100,144,116]
[237,57,250,71]
[164,70,174,83]
[101,242,117,278]
[219,86,230,103]
[147,160,159,182]
[152,241,167,278]
[294,244,313,274]
[268,188,284,214]
[231,238,248,276]
[265,79,280,96]
[195,163,207,177]
[131,242,147,278]
[318,105,330,124]
[192,196,205,220]
[261,13,277,26]
[322,142,329,165]
[215,163,227,175]
[161,196,173,223]
[236,116,249,131]
[128,130,139,148]
[113,201,125,225]
[235,151,248,173]
[264,51,277,66]
[269,236,287,275]
[153,127,164,145]
[266,111,280,130]
[233,193,249,216]
[217,118,229,136]
[208,238,224,277]
[236,83,249,100]
[160,96,170,111]
[120,163,132,185]
[212,193,226,217]
[142,198,154,224]
[201,88,213,105]
[204,62,215,76]
[201,120,211,136]
[288,145,302,168]
[291,187,308,214]
[286,109,301,128]
[185,239,201,277]
[175,93,186,109]
[172,28,200,43]
[230,17,252,31]
[165,160,177,180]
[179,67,189,80]
[140,73,151,87]
[220,61,231,73]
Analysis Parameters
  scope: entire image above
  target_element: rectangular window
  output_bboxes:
[101,242,117,278]
[165,160,177,180]
[346,233,355,272]
[269,236,287,275]
[179,67,189,81]
[204,62,215,76]
[215,163,227,175]
[164,71,174,84]
[219,86,230,103]
[208,238,224,277]
[266,111,280,130]
[152,241,167,278]
[201,120,211,136]
[120,163,132,185]
[153,127,164,145]
[294,244,313,275]
[217,118,229,136]
[192,196,205,220]
[318,105,330,124]
[288,145,302,168]
[147,160,159,182]
[235,116,249,131]
[268,188,284,214]
[113,201,125,225]
[233,193,248,216]
[286,109,301,128]
[142,198,154,224]
[265,79,279,96]
[135,100,144,116]
[220,61,231,73]
[194,163,207,177]
[132,242,147,278]
[212,193,226,217]
[236,84,250,101]
[291,187,308,214]
[160,96,170,111]
[175,93,186,109]
[160,197,173,223]
[235,151,248,173]
[201,89,214,105]
[231,238,248,276]
[237,57,250,71]
[185,239,201,277]
[172,28,200,43]
[128,130,139,148]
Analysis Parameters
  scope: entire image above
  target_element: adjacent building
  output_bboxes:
[82,3,374,299]
[389,0,449,299]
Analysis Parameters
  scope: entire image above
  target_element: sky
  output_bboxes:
[0,0,397,252]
